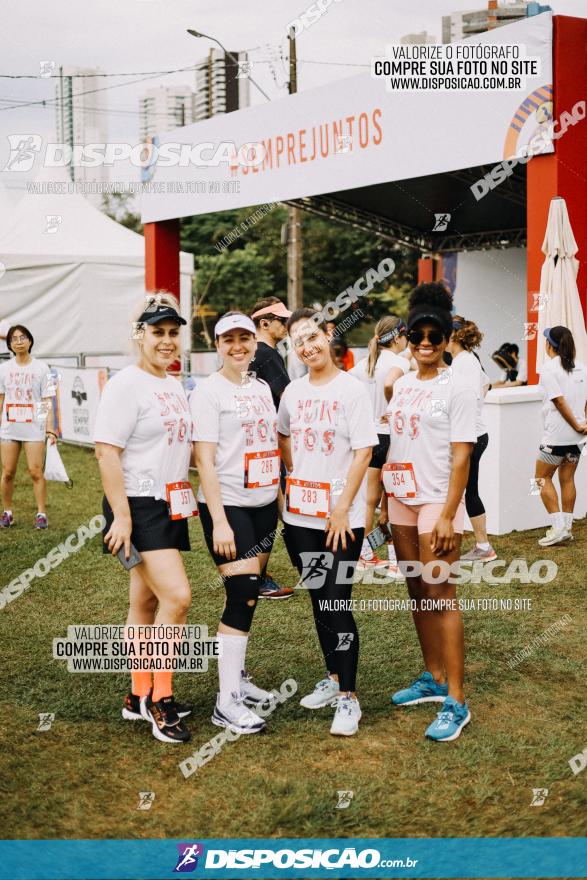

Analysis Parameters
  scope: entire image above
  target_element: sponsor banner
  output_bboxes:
[55,366,107,444]
[141,14,552,223]
[1,837,585,879]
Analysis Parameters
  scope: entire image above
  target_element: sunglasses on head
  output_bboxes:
[408,329,444,346]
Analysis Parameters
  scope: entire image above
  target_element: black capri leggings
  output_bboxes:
[282,522,364,693]
[465,432,489,518]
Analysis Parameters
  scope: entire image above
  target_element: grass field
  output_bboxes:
[1,444,586,843]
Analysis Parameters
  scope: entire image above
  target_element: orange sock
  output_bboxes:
[152,671,173,702]
[131,671,152,697]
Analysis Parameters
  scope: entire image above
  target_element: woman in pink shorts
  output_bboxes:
[380,283,477,742]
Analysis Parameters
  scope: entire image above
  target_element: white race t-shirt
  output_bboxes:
[386,370,477,505]
[277,371,378,530]
[538,356,587,446]
[449,350,490,438]
[93,365,192,500]
[0,357,56,441]
[190,371,279,508]
[350,349,410,434]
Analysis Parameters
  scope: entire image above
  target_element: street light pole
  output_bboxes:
[186,30,271,102]
[287,26,303,311]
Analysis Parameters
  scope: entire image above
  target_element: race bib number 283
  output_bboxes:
[286,478,330,518]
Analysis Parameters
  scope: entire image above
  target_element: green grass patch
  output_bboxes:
[1,445,586,840]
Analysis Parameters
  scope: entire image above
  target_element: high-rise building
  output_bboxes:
[400,31,437,45]
[442,1,544,44]
[139,86,195,141]
[194,48,250,121]
[55,65,108,204]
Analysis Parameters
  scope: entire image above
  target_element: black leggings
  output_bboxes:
[282,523,364,692]
[465,432,489,518]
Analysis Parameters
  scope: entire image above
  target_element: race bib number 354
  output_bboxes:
[382,462,418,499]
[286,478,330,518]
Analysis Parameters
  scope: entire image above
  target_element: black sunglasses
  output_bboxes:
[408,329,444,346]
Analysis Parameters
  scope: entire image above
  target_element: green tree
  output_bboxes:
[180,202,419,349]
[192,244,273,347]
[101,192,143,234]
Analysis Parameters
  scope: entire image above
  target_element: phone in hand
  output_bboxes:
[116,543,142,570]
[366,522,393,551]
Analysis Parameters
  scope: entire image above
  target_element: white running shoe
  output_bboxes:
[538,526,573,547]
[240,670,276,709]
[299,676,341,709]
[330,694,362,736]
[211,693,266,735]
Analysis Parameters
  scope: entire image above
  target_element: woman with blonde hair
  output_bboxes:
[94,292,195,743]
[446,316,495,561]
[350,316,410,578]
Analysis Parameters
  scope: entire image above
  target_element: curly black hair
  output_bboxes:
[409,282,453,312]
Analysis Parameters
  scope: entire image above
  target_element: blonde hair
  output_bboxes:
[367,316,404,378]
[130,290,181,356]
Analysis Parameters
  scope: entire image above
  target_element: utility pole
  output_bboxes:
[287,27,303,311]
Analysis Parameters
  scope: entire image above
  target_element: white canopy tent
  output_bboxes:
[0,166,193,356]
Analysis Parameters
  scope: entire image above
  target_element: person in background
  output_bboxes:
[0,325,57,529]
[249,296,295,600]
[330,338,347,370]
[350,316,410,579]
[446,317,496,562]
[535,326,587,547]
[492,343,527,387]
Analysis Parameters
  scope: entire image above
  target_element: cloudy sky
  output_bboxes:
[1,0,586,189]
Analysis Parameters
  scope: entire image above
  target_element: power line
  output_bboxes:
[0,57,370,115]
[0,57,369,81]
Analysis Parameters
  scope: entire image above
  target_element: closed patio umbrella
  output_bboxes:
[536,197,587,372]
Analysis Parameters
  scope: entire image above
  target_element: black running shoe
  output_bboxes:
[141,694,191,743]
[122,690,192,721]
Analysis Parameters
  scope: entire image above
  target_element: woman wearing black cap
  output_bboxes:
[380,283,477,742]
[535,326,587,547]
[94,293,195,744]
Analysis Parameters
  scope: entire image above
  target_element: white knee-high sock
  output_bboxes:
[217,633,248,708]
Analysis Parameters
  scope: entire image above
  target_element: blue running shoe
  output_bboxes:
[425,696,471,742]
[391,671,448,706]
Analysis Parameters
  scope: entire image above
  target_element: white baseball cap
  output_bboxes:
[214,313,256,338]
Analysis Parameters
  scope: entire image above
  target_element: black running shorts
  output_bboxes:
[102,496,190,554]
[198,500,278,566]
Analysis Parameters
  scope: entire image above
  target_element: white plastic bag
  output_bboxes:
[44,440,72,487]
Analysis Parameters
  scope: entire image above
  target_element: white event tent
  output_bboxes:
[0,165,193,357]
